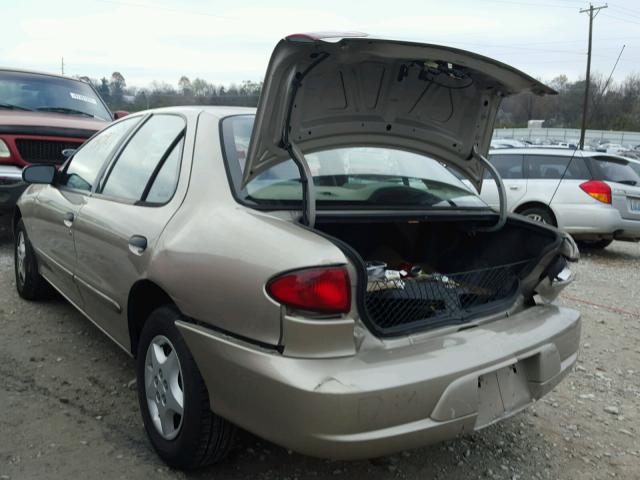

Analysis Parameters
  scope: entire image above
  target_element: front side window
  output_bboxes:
[0,70,113,121]
[488,154,524,179]
[525,155,591,180]
[591,156,640,186]
[101,114,185,202]
[222,115,487,210]
[60,116,140,192]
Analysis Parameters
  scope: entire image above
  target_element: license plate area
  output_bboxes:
[629,197,640,212]
[476,363,531,429]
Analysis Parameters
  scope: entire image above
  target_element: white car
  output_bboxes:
[490,138,527,149]
[479,148,640,248]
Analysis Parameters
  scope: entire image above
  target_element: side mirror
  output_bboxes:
[22,164,56,184]
[113,110,129,120]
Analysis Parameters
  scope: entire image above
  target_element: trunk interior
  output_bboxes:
[315,216,562,336]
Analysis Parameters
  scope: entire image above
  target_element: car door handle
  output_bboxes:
[128,235,148,255]
[509,185,520,190]
[63,212,74,228]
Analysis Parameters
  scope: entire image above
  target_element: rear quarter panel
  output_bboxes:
[149,111,347,346]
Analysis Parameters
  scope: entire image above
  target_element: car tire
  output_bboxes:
[14,219,49,300]
[136,305,236,469]
[519,207,555,226]
[579,239,613,250]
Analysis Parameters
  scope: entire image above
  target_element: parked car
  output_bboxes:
[0,68,125,211]
[596,142,625,154]
[14,33,580,469]
[482,148,640,248]
[490,138,527,149]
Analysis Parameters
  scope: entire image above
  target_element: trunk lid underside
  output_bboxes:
[243,32,555,191]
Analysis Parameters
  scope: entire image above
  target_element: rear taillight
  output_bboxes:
[267,267,351,314]
[580,180,612,204]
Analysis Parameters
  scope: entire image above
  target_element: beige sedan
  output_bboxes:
[14,33,580,469]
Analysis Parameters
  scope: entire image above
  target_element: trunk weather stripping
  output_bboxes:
[472,146,507,231]
[280,52,330,228]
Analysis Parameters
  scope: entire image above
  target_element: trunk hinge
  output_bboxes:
[472,146,507,231]
[280,52,329,228]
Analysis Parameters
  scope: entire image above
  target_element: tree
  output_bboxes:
[192,78,209,97]
[110,72,126,101]
[178,76,192,96]
[97,77,110,103]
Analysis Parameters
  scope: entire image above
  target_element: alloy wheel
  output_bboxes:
[144,335,184,440]
[16,231,26,286]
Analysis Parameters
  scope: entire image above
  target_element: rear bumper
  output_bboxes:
[177,304,581,459]
[0,165,26,210]
[555,203,640,240]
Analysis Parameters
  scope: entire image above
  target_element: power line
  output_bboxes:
[601,13,640,26]
[606,2,640,18]
[95,0,241,20]
[482,0,579,9]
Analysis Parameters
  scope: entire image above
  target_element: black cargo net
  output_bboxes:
[364,259,532,333]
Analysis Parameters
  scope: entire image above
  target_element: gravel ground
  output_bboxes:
[0,214,639,480]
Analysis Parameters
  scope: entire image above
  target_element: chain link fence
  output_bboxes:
[493,128,640,147]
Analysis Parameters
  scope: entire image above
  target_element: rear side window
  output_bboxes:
[61,116,139,191]
[590,156,640,186]
[145,138,184,203]
[524,155,591,180]
[101,114,185,203]
[487,154,524,179]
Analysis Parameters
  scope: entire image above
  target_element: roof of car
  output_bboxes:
[0,67,89,83]
[130,105,257,118]
[490,148,614,157]
[489,147,640,165]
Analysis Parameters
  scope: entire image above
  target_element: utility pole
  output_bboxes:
[579,3,607,150]
[61,57,64,75]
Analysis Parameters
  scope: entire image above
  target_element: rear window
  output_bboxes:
[221,115,488,210]
[628,161,640,177]
[590,156,640,186]
[524,154,591,180]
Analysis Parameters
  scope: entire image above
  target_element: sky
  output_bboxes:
[2,0,640,89]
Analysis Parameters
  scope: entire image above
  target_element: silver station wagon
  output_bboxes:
[13,33,581,469]
[483,148,640,249]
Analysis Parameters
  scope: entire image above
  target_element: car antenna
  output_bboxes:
[548,146,580,209]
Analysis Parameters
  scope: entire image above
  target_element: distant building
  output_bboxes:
[528,119,545,128]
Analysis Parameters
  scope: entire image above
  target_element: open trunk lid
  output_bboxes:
[243,32,555,192]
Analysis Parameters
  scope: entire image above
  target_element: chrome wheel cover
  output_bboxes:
[144,335,184,440]
[16,231,26,285]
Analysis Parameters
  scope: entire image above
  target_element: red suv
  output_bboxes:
[0,69,124,210]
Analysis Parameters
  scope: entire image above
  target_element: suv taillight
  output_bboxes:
[580,180,612,204]
[267,266,351,314]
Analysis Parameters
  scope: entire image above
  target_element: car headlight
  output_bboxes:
[0,139,10,158]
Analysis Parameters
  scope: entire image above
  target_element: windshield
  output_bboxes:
[0,71,112,121]
[592,156,640,186]
[222,115,487,210]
